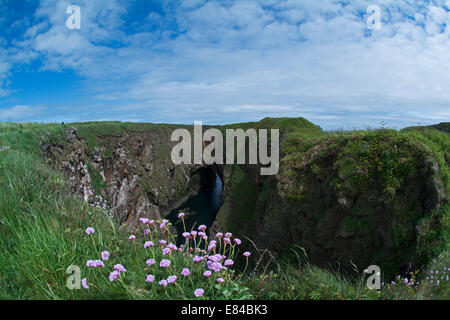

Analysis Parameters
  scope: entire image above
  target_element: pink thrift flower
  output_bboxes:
[139,218,150,225]
[198,232,205,238]
[129,235,136,241]
[101,251,110,261]
[198,225,207,231]
[194,288,204,298]
[208,254,223,262]
[208,242,217,251]
[94,260,105,268]
[243,251,251,257]
[225,232,232,238]
[193,256,203,263]
[85,227,95,235]
[109,270,120,282]
[114,264,126,273]
[160,219,169,229]
[224,259,234,267]
[182,232,190,239]
[168,243,177,251]
[209,261,223,273]
[178,212,185,219]
[82,278,89,289]
[223,237,231,244]
[203,270,212,278]
[191,231,198,237]
[181,268,191,277]
[216,278,225,283]
[159,279,168,287]
[146,275,155,283]
[86,260,95,267]
[168,275,177,284]
[146,259,156,267]
[215,233,223,238]
[144,228,150,235]
[144,241,154,248]
[149,220,155,225]
[234,238,242,245]
[159,240,167,246]
[160,259,171,268]
[162,247,171,255]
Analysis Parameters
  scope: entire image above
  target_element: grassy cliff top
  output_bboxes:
[404,122,450,134]
[0,117,449,299]
[1,118,447,194]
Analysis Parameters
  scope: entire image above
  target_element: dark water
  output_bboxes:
[168,173,223,244]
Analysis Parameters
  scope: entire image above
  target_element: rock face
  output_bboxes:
[41,124,206,226]
[41,120,448,277]
[213,129,448,277]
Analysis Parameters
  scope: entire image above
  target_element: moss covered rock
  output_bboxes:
[214,126,448,278]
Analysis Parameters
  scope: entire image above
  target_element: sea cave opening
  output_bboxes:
[168,166,223,246]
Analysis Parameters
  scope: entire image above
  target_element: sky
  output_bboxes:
[0,0,449,130]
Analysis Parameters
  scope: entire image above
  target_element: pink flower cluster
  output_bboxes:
[144,241,154,248]
[109,264,126,282]
[160,219,169,229]
[86,260,105,268]
[82,217,253,299]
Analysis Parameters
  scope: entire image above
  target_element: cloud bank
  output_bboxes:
[0,0,449,129]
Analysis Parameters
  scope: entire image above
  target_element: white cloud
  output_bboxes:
[2,0,449,128]
[0,105,43,121]
[0,50,11,97]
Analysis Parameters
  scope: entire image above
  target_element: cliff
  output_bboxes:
[39,119,449,277]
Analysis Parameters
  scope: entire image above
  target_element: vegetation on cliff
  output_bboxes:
[0,120,448,300]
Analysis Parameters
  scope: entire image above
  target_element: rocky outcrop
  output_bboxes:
[213,129,448,277]
[41,119,448,278]
[41,124,206,226]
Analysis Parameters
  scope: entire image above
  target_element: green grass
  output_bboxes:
[401,127,449,193]
[0,146,252,299]
[69,121,184,153]
[244,252,450,300]
[0,120,449,300]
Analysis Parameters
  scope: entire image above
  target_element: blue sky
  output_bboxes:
[0,0,449,129]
